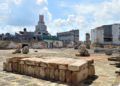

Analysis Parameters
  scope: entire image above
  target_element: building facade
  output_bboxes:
[57,29,79,47]
[91,24,120,45]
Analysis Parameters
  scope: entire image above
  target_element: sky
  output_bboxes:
[0,0,120,40]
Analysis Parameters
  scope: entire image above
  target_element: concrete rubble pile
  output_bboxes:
[76,44,90,57]
[22,46,29,54]
[12,45,21,54]
[3,57,95,84]
[108,49,120,75]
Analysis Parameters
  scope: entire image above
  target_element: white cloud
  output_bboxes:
[12,0,22,5]
[46,14,85,35]
[0,25,35,34]
[47,0,120,40]
[0,0,10,25]
[75,0,120,26]
[36,0,48,5]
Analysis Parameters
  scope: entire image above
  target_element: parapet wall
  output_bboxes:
[3,57,95,84]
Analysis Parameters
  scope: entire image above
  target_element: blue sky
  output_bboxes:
[0,0,120,40]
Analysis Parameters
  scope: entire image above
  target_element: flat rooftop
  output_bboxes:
[0,49,119,86]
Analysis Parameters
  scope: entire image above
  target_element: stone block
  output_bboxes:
[3,57,95,84]
[25,60,36,66]
[7,63,12,72]
[45,68,50,79]
[12,62,18,73]
[48,63,58,69]
[57,58,74,70]
[3,62,7,71]
[66,71,72,83]
[34,67,41,78]
[40,67,46,79]
[68,60,87,71]
[6,57,28,63]
[18,64,24,74]
[27,65,35,76]
[59,65,68,70]
[59,70,66,82]
[40,61,48,68]
[86,58,94,66]
[88,65,95,77]
[71,68,88,84]
[24,65,28,75]
[54,69,59,81]
[49,68,55,80]
[4,62,12,72]
[75,53,81,56]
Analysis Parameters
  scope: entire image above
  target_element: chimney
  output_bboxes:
[24,28,27,32]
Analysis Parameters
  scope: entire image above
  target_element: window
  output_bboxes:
[104,38,112,42]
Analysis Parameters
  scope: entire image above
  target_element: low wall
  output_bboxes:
[3,57,95,84]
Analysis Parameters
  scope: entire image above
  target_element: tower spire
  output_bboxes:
[39,15,44,24]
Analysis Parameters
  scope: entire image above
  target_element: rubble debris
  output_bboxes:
[94,48,106,53]
[12,45,21,54]
[22,46,29,54]
[76,44,90,57]
[3,57,95,84]
[115,70,120,75]
[108,56,120,61]
[105,49,113,55]
[34,50,38,52]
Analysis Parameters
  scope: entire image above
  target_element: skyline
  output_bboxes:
[0,0,120,40]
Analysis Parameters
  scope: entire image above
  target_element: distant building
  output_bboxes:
[0,15,56,42]
[0,14,63,48]
[35,15,49,35]
[15,28,35,42]
[91,24,120,45]
[57,29,79,47]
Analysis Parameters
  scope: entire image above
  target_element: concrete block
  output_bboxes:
[68,60,87,71]
[27,65,35,76]
[18,64,23,74]
[40,62,48,68]
[66,71,72,83]
[12,62,18,73]
[34,67,41,78]
[45,68,50,79]
[3,57,95,84]
[71,68,88,84]
[88,65,95,77]
[48,63,58,69]
[49,68,55,80]
[59,70,66,82]
[4,62,12,72]
[54,69,59,81]
[59,65,68,70]
[25,60,36,66]
[3,62,7,71]
[24,65,28,75]
[40,67,46,79]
